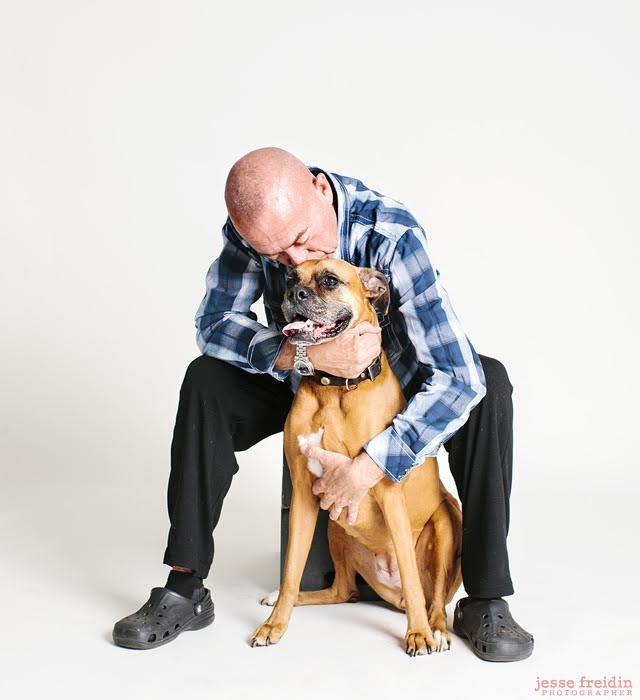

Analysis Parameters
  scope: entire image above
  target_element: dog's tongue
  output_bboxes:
[282,319,315,336]
[282,318,336,338]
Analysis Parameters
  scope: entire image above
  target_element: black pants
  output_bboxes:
[163,354,515,598]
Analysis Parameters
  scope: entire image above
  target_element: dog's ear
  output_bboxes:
[358,268,390,315]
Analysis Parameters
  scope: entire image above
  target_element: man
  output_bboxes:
[113,147,534,661]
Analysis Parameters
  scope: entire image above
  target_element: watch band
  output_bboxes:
[293,343,315,376]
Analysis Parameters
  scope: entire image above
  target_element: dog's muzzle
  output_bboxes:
[281,287,352,344]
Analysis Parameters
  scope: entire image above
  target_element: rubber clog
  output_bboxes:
[453,597,534,662]
[113,586,215,650]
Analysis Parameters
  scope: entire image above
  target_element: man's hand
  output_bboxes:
[308,322,382,378]
[298,444,385,525]
[274,321,381,375]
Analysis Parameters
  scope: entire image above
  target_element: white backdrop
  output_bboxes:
[1,1,638,698]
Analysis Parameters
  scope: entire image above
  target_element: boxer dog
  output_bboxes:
[250,259,462,656]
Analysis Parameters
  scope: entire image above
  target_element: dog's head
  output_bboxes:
[281,259,390,345]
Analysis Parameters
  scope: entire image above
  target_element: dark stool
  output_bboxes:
[280,455,381,601]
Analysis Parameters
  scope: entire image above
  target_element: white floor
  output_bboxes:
[1,444,637,700]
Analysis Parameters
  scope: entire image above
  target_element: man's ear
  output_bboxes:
[358,268,390,315]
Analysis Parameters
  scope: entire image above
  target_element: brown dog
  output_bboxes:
[250,259,462,656]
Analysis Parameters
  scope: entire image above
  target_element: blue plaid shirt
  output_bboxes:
[195,165,487,483]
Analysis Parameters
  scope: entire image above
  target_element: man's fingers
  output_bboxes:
[304,445,328,461]
[319,495,333,511]
[347,502,359,526]
[311,479,325,496]
[305,446,347,474]
[329,505,343,521]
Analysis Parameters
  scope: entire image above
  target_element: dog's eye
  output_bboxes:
[320,275,340,288]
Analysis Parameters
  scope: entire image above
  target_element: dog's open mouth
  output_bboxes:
[282,313,352,342]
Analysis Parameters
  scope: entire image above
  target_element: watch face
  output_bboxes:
[294,360,313,376]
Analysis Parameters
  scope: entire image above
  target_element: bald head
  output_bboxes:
[224,147,314,232]
[223,146,339,267]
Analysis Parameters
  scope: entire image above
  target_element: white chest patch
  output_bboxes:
[297,427,325,477]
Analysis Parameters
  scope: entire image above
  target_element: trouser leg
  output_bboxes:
[443,354,515,598]
[162,355,294,580]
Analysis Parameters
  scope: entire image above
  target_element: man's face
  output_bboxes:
[232,173,339,267]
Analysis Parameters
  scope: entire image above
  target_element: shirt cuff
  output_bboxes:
[363,425,439,483]
[247,327,292,382]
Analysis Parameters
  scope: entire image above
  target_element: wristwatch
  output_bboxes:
[293,343,315,376]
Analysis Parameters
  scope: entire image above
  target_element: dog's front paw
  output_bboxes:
[405,629,436,657]
[432,629,451,652]
[260,589,280,606]
[250,621,287,647]
[428,609,451,652]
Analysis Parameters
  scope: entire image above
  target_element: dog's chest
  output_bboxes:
[299,392,395,460]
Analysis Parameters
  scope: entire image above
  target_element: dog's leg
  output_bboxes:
[417,499,459,652]
[442,492,463,605]
[295,585,359,606]
[261,520,360,607]
[250,469,318,647]
[373,482,435,656]
[296,520,360,605]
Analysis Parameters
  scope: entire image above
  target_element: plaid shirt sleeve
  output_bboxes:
[194,220,291,382]
[363,226,487,482]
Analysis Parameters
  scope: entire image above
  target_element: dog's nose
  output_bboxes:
[292,286,310,302]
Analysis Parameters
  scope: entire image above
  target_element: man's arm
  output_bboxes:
[274,340,296,371]
[195,218,291,382]
[363,226,487,482]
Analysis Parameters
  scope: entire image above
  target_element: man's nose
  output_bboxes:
[286,248,308,266]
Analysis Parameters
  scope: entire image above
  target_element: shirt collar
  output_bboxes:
[307,165,349,260]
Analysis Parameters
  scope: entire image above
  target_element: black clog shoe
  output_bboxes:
[113,586,215,649]
[453,597,534,662]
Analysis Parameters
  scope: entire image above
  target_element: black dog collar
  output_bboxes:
[307,355,382,391]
